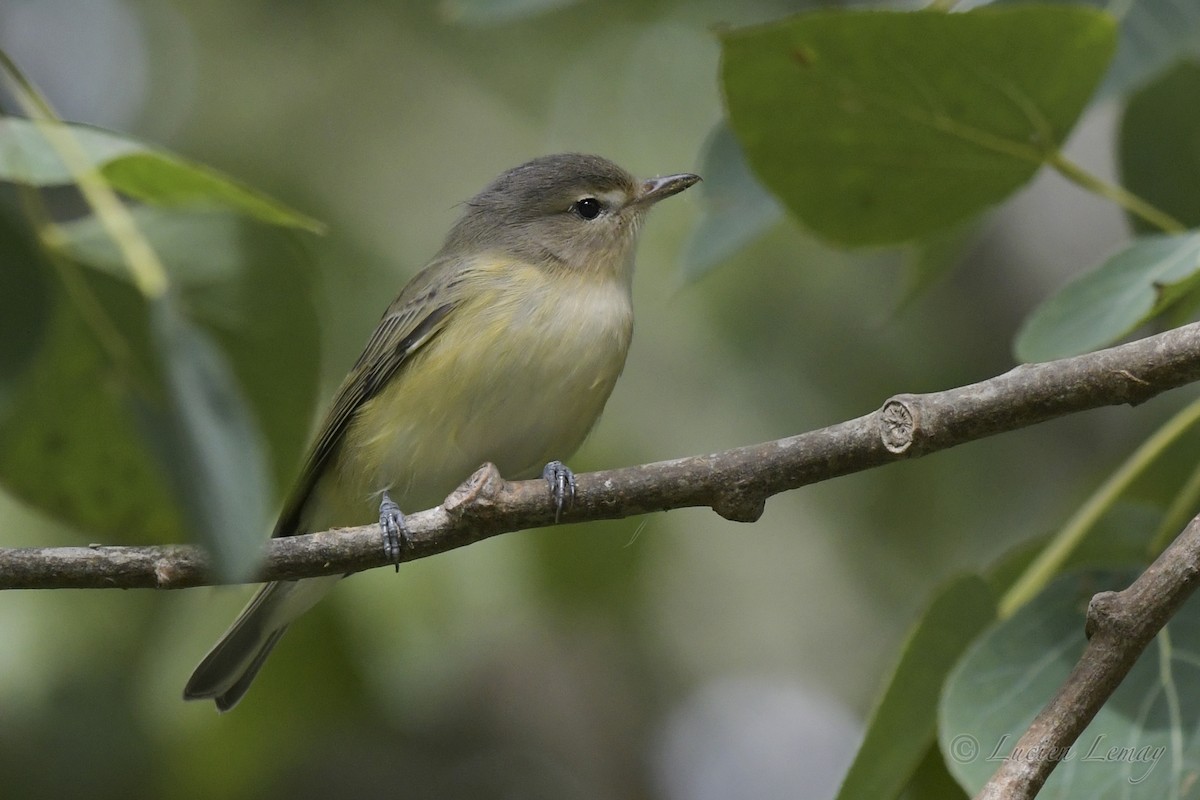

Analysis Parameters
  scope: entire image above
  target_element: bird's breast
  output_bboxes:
[330,263,634,520]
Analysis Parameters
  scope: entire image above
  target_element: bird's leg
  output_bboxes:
[541,460,577,523]
[378,492,409,572]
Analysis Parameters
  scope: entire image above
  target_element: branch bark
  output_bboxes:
[974,511,1200,799]
[4,321,1200,591]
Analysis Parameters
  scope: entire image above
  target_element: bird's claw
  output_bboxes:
[542,460,576,523]
[379,492,409,572]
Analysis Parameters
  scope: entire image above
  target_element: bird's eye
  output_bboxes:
[572,197,602,220]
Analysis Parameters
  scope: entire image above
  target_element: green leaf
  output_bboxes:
[49,209,321,490]
[1004,0,1200,98]
[0,118,323,233]
[680,122,783,280]
[0,117,138,183]
[0,200,52,412]
[0,212,319,549]
[137,296,270,580]
[46,206,243,285]
[1014,232,1200,362]
[836,575,996,800]
[1120,61,1200,234]
[720,6,1117,245]
[899,745,969,800]
[0,274,185,542]
[941,569,1195,797]
[100,153,324,233]
[185,221,322,493]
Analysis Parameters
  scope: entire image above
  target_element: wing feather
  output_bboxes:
[272,256,467,537]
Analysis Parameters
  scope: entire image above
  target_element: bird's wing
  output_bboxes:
[272,255,467,538]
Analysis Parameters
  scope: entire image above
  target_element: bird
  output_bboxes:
[183,153,699,711]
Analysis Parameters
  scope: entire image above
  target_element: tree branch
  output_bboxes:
[974,511,1200,799]
[4,321,1200,591]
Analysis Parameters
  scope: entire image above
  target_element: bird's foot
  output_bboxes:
[542,460,576,523]
[379,492,409,572]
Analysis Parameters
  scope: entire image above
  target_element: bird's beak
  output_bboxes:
[635,172,701,206]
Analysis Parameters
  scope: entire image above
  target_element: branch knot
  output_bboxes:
[879,397,917,454]
[443,463,508,521]
[1085,590,1122,639]
[712,485,766,523]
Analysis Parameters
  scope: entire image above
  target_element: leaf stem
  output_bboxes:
[999,396,1200,618]
[0,49,169,299]
[1049,150,1186,234]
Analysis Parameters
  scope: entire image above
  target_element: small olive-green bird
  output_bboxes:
[183,153,699,710]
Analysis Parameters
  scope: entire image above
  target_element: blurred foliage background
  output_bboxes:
[0,0,1187,798]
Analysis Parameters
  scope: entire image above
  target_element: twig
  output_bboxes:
[4,321,1200,591]
[974,511,1200,799]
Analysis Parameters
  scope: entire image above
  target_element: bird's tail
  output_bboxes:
[183,575,341,711]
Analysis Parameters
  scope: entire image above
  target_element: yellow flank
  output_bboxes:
[310,253,634,527]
